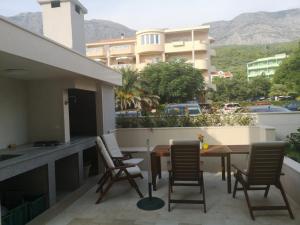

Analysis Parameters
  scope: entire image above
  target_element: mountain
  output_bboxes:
[3,12,136,42]
[3,9,300,45]
[206,8,300,46]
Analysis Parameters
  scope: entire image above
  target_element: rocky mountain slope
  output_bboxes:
[206,8,300,45]
[2,8,300,45]
[4,12,136,42]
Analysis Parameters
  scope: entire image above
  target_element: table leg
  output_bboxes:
[151,153,161,191]
[221,156,225,181]
[158,157,162,179]
[226,153,231,193]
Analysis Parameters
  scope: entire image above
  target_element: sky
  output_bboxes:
[1,0,300,29]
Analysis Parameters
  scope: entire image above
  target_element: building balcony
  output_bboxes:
[110,64,136,70]
[86,47,105,57]
[165,41,208,53]
[136,44,165,54]
[195,59,209,70]
[110,45,135,56]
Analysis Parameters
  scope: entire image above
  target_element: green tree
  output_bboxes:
[115,68,159,111]
[273,45,300,95]
[269,84,289,97]
[140,60,204,103]
[249,76,271,99]
[211,75,250,101]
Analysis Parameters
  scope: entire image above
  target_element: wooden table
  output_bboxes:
[151,145,250,193]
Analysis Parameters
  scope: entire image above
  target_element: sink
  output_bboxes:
[0,154,21,161]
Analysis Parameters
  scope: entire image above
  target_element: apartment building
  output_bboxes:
[86,26,216,84]
[247,53,288,79]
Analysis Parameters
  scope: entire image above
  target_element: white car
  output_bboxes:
[221,103,241,113]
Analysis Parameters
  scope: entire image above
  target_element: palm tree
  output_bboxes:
[115,68,159,111]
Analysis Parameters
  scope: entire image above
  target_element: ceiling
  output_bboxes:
[0,50,79,80]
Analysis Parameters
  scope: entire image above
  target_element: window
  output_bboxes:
[51,1,60,8]
[150,34,155,44]
[141,34,161,45]
[75,5,81,14]
[156,35,160,44]
[141,36,145,45]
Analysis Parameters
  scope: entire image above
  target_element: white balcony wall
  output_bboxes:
[115,126,275,147]
[253,112,300,140]
[115,126,275,173]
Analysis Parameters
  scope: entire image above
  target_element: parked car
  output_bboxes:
[165,103,201,116]
[221,103,241,113]
[285,101,300,111]
[246,105,291,113]
[116,110,141,117]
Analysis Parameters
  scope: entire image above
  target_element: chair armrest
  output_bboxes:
[113,164,136,170]
[112,156,130,160]
[232,164,248,176]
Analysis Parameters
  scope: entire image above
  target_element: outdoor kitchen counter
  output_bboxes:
[0,137,96,206]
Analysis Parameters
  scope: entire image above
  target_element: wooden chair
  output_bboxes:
[232,142,294,220]
[168,140,206,212]
[95,137,144,204]
[102,133,144,165]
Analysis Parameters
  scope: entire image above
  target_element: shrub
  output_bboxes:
[116,113,254,128]
[285,128,300,163]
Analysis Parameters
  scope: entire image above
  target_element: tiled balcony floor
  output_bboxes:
[44,172,299,225]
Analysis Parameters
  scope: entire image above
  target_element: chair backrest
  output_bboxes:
[246,142,286,185]
[102,133,123,158]
[170,140,200,181]
[96,137,115,171]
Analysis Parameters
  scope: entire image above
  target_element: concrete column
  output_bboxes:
[96,83,116,135]
[78,151,84,185]
[48,161,56,207]
[192,30,195,67]
[136,53,140,65]
[162,53,166,62]
[63,89,70,143]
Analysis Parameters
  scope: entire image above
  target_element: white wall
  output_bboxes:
[282,157,300,206]
[254,112,300,140]
[0,77,28,149]
[97,83,116,135]
[70,2,86,54]
[116,126,276,147]
[28,80,67,143]
[41,1,73,51]
[115,126,275,172]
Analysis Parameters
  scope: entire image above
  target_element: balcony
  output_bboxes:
[30,171,300,225]
[110,45,135,56]
[194,59,209,70]
[86,47,105,57]
[110,64,136,70]
[23,124,300,225]
[165,41,208,53]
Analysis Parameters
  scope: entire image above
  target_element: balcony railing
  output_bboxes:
[110,45,135,56]
[86,47,105,57]
[194,59,209,70]
[110,64,136,70]
[165,41,208,53]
